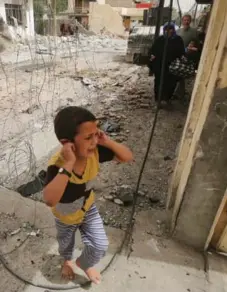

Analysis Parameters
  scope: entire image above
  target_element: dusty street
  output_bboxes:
[0,34,226,292]
[0,34,187,231]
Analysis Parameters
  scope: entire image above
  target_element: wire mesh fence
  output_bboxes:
[0,0,126,192]
[0,0,211,193]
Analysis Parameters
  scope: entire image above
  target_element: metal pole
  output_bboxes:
[154,0,165,41]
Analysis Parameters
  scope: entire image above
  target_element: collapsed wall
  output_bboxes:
[89,3,125,37]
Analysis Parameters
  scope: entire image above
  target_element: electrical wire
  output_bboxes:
[122,0,175,251]
[0,0,175,289]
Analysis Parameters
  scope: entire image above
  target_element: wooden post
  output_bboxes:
[167,0,227,232]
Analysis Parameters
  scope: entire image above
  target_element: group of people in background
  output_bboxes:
[149,14,205,108]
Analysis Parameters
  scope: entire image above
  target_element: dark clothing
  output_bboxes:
[151,35,185,71]
[154,73,179,102]
[150,35,185,101]
[185,49,201,70]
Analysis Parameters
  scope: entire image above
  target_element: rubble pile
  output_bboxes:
[0,16,13,52]
[0,32,127,64]
[34,33,127,53]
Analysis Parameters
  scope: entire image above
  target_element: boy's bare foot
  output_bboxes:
[76,259,101,285]
[84,267,101,285]
[61,260,75,280]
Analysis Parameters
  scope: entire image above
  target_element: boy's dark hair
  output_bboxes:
[54,106,96,141]
[190,39,199,48]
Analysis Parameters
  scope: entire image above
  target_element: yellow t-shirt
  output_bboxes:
[45,145,114,225]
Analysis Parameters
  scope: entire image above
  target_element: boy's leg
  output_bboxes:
[77,204,108,284]
[55,219,78,279]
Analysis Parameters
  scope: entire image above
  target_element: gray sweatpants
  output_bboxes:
[55,204,108,270]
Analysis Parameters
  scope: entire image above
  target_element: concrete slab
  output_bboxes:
[1,188,227,292]
[23,252,208,292]
[206,252,227,292]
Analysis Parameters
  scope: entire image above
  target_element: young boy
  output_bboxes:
[185,40,201,70]
[43,106,133,284]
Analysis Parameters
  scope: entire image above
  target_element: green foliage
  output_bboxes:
[33,0,44,18]
[56,0,68,13]
[33,0,67,34]
[33,0,44,34]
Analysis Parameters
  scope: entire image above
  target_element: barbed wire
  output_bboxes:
[0,10,127,188]
[0,0,205,189]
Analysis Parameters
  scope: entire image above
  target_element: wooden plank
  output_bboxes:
[211,198,227,248]
[205,191,227,250]
[217,225,227,252]
[170,0,227,230]
[166,1,227,210]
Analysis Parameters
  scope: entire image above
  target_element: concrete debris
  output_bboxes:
[149,196,160,204]
[114,198,124,206]
[81,77,103,90]
[102,120,120,133]
[10,228,21,236]
[104,194,114,201]
[29,230,40,237]
[0,15,13,52]
[0,33,127,65]
[138,190,146,197]
[82,77,93,86]
[17,170,46,197]
[111,185,134,206]
[22,104,39,114]
[36,48,53,55]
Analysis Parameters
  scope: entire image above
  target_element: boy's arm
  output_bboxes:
[43,161,73,207]
[98,131,133,163]
[43,143,76,207]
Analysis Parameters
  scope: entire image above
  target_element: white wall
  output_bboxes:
[105,0,134,8]
[96,0,134,7]
[0,0,35,37]
[0,2,7,22]
[121,7,145,17]
[96,0,106,4]
[25,0,35,36]
[68,0,75,11]
[89,2,125,36]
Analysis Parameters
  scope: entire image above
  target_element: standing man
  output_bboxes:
[177,14,198,47]
[175,14,198,99]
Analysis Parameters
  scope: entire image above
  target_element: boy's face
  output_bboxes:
[188,41,195,49]
[74,121,99,158]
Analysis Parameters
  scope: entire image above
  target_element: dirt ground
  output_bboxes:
[85,65,188,231]
[0,46,192,231]
[25,58,190,232]
[0,52,194,291]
